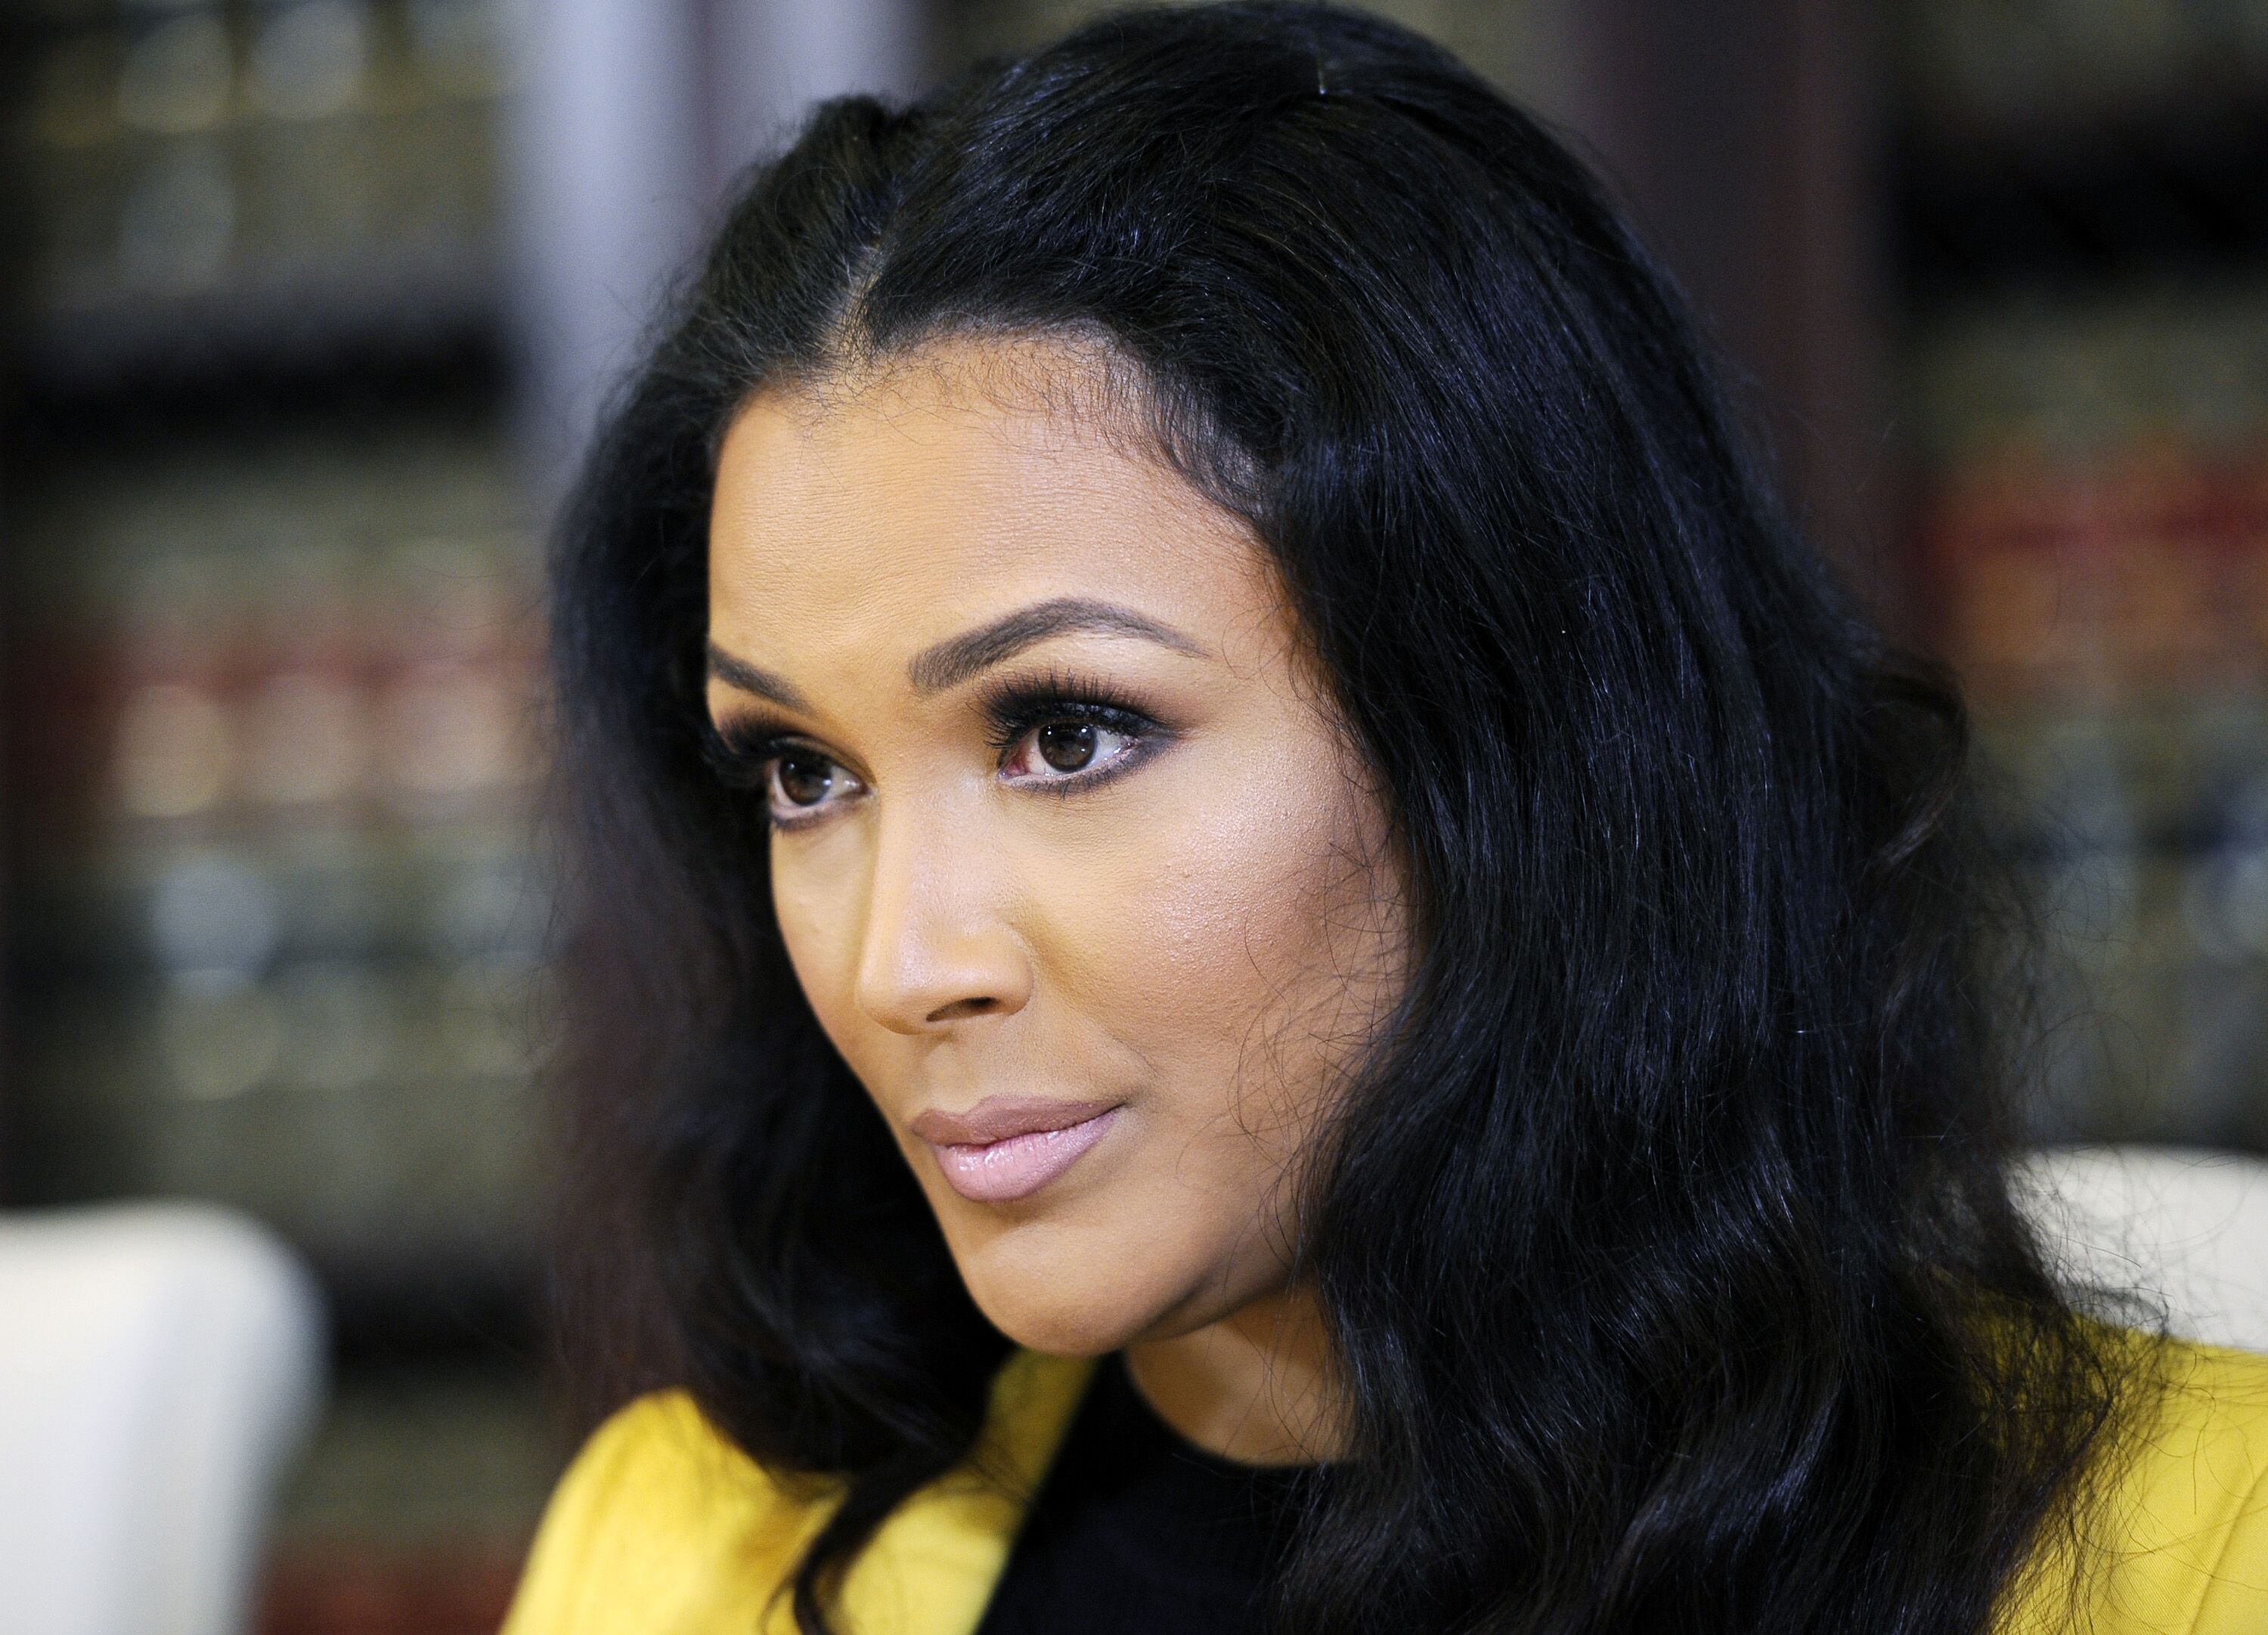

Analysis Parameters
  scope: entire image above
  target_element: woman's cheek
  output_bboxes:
[770,850,866,1057]
[1047,773,1349,1046]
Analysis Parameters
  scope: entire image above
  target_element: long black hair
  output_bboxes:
[548,7,2139,1632]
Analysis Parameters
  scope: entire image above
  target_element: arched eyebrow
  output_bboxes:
[906,597,1204,695]
[705,641,810,711]
[705,598,1204,713]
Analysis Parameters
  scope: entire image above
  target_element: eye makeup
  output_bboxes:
[701,711,802,793]
[704,664,1177,823]
[974,666,1172,790]
[707,722,862,830]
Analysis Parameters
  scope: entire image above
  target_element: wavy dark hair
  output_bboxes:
[549,6,2141,1633]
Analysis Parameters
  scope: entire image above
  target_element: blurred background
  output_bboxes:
[1,0,2263,1630]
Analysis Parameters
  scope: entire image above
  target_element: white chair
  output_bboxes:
[0,1203,327,1635]
[2013,1146,2268,1355]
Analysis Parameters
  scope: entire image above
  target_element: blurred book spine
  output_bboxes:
[1898,0,2268,130]
[8,0,544,1298]
[1894,1,2268,1146]
[18,0,511,377]
[1910,291,2268,1145]
[11,429,551,1290]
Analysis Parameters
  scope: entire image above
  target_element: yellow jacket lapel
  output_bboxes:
[834,1351,1095,1635]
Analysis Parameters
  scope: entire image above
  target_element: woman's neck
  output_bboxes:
[1121,1284,1343,1466]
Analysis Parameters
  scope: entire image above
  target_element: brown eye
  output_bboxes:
[994,701,1149,786]
[773,751,836,807]
[1036,721,1097,773]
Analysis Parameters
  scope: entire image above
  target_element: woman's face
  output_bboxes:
[705,338,1406,1358]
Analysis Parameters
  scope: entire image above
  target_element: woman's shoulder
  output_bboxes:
[2145,1336,2268,1483]
[2105,1339,2268,1629]
[500,1389,826,1635]
[499,1351,1095,1635]
[2012,1337,2268,1634]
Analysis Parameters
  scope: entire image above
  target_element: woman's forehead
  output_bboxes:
[706,348,1280,677]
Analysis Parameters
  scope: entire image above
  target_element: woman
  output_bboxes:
[504,6,2268,1633]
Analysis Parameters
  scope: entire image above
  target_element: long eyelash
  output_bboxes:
[974,667,1163,757]
[701,715,798,792]
[702,670,1166,822]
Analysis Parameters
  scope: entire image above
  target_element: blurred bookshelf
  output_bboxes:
[1,0,2262,1630]
[4,1,560,1630]
[1891,0,2268,1149]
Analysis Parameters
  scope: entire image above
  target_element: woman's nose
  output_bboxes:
[851,813,1033,1035]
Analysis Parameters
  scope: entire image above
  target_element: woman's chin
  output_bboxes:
[963,1274,1156,1358]
[954,1241,1263,1359]
[947,1233,1179,1356]
[928,1177,1270,1358]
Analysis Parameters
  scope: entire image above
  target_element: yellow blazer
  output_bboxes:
[502,1339,2268,1634]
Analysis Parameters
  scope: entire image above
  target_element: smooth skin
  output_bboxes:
[705,336,1408,1465]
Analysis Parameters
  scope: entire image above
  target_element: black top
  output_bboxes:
[972,1353,1315,1635]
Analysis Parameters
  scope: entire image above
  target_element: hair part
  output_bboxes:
[548,7,2143,1633]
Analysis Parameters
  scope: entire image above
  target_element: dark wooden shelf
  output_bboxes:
[11,237,510,412]
[1894,92,2268,302]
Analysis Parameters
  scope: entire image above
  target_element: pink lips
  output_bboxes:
[910,1096,1123,1204]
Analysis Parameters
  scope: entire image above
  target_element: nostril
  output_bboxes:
[926,996,999,1024]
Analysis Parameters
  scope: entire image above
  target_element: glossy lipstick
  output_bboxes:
[911,1096,1123,1204]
